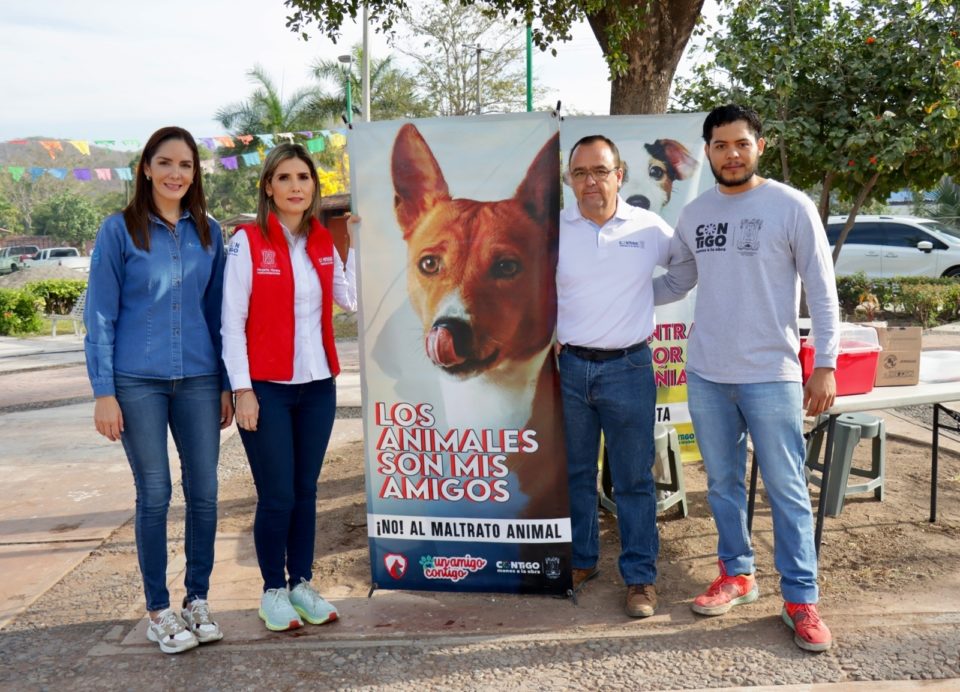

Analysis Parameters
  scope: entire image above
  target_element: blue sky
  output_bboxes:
[0,0,717,143]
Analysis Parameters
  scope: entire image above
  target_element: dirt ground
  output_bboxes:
[218,425,960,610]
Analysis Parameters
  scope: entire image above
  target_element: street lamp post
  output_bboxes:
[338,54,353,124]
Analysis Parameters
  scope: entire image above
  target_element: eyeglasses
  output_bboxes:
[569,167,620,182]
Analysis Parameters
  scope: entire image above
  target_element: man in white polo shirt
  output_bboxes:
[557,134,675,617]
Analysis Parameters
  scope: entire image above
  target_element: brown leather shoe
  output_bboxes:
[625,583,657,618]
[572,566,600,592]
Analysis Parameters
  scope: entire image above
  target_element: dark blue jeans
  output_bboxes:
[238,378,336,591]
[558,346,659,585]
[114,374,221,612]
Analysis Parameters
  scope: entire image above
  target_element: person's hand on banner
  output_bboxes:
[345,213,360,248]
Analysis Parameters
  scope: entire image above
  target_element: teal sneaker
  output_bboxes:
[289,578,339,625]
[259,588,303,632]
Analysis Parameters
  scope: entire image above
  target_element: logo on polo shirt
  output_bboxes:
[618,240,645,249]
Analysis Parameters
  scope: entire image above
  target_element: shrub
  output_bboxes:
[898,284,951,327]
[836,273,870,316]
[0,288,44,335]
[24,279,87,315]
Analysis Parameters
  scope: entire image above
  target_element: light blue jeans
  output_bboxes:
[115,374,221,612]
[686,371,818,604]
[559,346,659,586]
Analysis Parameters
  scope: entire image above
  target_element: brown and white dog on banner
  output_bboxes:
[620,138,698,212]
[391,123,567,518]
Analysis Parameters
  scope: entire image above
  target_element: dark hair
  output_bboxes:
[568,134,621,168]
[256,143,322,238]
[122,126,210,251]
[702,104,764,143]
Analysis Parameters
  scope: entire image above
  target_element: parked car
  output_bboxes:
[22,247,90,272]
[0,244,40,274]
[826,215,960,278]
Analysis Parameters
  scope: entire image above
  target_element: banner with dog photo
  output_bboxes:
[560,113,711,463]
[348,112,572,595]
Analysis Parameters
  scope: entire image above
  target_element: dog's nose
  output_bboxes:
[426,318,473,367]
[625,195,651,209]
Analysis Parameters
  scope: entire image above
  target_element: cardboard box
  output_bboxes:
[872,325,922,386]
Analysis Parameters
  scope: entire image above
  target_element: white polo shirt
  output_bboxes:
[557,197,674,349]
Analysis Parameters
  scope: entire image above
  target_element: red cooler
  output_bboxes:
[800,325,881,396]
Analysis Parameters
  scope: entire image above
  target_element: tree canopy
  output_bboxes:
[283,0,705,114]
[32,192,99,245]
[678,0,960,259]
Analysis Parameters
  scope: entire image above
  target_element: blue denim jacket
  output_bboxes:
[84,211,228,397]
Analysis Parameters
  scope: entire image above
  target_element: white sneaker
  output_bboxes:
[146,608,199,654]
[181,598,223,644]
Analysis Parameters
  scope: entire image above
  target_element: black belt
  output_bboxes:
[563,342,646,362]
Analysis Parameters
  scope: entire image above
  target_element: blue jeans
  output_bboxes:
[238,378,335,591]
[114,374,221,612]
[686,371,818,604]
[558,346,659,585]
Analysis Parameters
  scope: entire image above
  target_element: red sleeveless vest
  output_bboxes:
[238,213,340,381]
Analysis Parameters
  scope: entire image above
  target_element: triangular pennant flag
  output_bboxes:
[238,134,254,145]
[215,136,235,148]
[319,130,330,137]
[200,138,216,151]
[73,168,92,181]
[40,140,64,159]
[277,132,295,143]
[29,167,45,179]
[9,139,28,145]
[69,140,91,156]
[258,134,274,148]
[328,133,346,148]
[48,168,68,180]
[122,139,140,149]
[114,167,133,181]
[94,140,116,148]
[94,168,112,181]
[241,152,261,166]
[200,160,215,174]
[297,131,314,138]
[306,137,326,153]
[8,166,25,181]
[220,156,239,170]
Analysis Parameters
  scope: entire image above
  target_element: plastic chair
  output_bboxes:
[49,288,86,337]
[805,412,886,517]
[600,423,688,517]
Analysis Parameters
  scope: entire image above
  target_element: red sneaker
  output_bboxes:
[782,602,833,652]
[691,559,759,616]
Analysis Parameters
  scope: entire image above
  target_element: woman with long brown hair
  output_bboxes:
[85,126,233,654]
[221,142,356,631]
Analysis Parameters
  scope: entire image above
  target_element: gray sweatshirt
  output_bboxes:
[653,179,839,384]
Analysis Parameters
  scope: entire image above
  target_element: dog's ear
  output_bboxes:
[652,139,699,181]
[391,123,451,238]
[514,132,560,226]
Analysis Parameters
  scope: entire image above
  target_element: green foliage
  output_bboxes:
[24,279,86,315]
[205,169,260,225]
[836,272,871,315]
[391,3,537,115]
[310,45,434,122]
[283,0,704,114]
[678,0,960,252]
[32,191,99,245]
[0,288,43,335]
[216,64,321,136]
[0,196,19,230]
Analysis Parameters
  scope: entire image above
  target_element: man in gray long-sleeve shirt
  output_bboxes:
[654,104,839,653]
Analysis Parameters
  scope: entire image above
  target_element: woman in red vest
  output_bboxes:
[222,143,357,631]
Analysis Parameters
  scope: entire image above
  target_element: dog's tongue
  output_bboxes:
[426,326,466,367]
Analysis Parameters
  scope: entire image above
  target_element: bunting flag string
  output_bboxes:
[2,128,343,182]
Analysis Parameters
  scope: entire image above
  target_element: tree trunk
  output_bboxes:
[588,0,705,115]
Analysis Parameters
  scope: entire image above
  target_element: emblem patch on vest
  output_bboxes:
[256,249,281,276]
[318,255,334,266]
